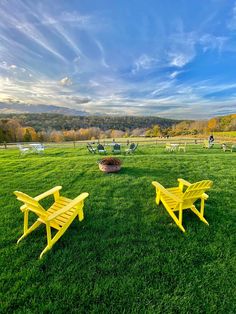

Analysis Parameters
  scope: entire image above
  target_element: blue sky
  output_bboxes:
[0,0,236,119]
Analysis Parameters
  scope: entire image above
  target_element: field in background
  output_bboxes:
[1,144,236,313]
[214,131,236,138]
[1,134,236,151]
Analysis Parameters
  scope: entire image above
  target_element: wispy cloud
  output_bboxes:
[169,71,183,79]
[94,39,109,68]
[60,77,72,86]
[42,11,92,27]
[227,1,236,30]
[150,81,174,96]
[169,53,192,67]
[0,13,68,64]
[199,34,227,53]
[167,31,196,68]
[132,54,158,73]
[0,1,98,66]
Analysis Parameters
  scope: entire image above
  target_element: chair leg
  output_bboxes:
[78,208,84,221]
[39,245,51,259]
[179,208,183,226]
[166,208,185,232]
[190,205,209,225]
[39,223,52,259]
[39,216,77,258]
[39,228,68,259]
[155,190,161,205]
[17,220,42,244]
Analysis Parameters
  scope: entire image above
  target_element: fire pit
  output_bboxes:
[98,157,122,173]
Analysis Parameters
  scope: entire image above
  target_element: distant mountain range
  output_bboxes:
[0,102,88,116]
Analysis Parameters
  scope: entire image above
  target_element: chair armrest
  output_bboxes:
[20,204,27,212]
[34,186,62,201]
[177,178,191,187]
[152,181,182,203]
[47,192,89,221]
[178,178,192,192]
[201,193,209,200]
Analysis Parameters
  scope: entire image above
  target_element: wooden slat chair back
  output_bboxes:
[87,144,96,154]
[181,180,212,209]
[14,186,89,259]
[112,143,121,154]
[15,191,48,218]
[152,178,213,232]
[97,144,106,154]
[126,143,138,154]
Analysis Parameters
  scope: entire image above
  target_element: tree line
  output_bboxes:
[0,113,178,132]
[0,114,235,143]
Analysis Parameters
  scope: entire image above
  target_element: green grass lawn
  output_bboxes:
[1,144,236,313]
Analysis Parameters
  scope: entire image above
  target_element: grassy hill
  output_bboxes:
[1,144,235,313]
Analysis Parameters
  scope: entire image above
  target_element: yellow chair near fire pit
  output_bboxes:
[14,186,89,259]
[152,178,213,232]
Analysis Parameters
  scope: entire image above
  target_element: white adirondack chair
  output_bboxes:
[17,144,30,155]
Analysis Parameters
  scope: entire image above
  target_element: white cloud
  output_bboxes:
[167,31,196,68]
[94,39,109,68]
[0,5,68,64]
[39,13,86,59]
[89,80,100,87]
[0,62,29,78]
[59,12,92,26]
[199,34,227,53]
[59,77,72,86]
[169,53,192,67]
[132,54,158,73]
[67,96,91,104]
[169,71,182,79]
[227,2,236,30]
[150,81,174,96]
[1,73,236,119]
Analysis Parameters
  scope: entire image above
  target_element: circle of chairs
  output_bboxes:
[86,142,138,154]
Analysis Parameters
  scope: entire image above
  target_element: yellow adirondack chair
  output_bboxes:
[152,178,213,232]
[14,186,89,258]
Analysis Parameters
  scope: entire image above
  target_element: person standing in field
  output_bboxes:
[208,134,214,147]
